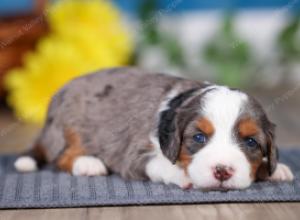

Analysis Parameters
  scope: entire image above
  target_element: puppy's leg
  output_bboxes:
[57,128,107,176]
[146,154,192,189]
[268,163,294,182]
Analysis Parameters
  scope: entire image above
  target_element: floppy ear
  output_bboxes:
[157,88,198,164]
[266,124,278,176]
[158,110,182,164]
[256,122,278,180]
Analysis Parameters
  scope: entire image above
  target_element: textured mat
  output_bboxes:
[0,149,299,209]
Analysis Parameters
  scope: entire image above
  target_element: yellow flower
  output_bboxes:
[5,0,133,124]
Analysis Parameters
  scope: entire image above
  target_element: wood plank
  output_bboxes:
[87,203,300,220]
[1,208,88,220]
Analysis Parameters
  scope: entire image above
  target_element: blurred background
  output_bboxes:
[0,0,299,154]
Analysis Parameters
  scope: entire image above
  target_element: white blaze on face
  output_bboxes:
[188,86,252,189]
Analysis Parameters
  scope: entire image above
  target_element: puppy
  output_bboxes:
[14,67,294,190]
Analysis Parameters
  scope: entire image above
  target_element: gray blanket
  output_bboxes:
[0,149,299,209]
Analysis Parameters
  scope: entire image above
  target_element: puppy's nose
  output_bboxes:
[213,164,233,181]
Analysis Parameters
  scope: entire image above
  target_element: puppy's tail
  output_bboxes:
[14,143,46,173]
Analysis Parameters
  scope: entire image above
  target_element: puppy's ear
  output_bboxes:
[158,110,183,164]
[157,88,199,164]
[266,123,278,176]
[257,122,278,180]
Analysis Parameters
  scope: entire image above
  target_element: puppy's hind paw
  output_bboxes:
[268,163,294,182]
[72,156,108,176]
[14,156,37,172]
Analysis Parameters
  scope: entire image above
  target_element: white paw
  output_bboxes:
[176,176,193,190]
[146,154,192,189]
[14,156,37,172]
[268,163,294,182]
[72,156,107,176]
[150,173,192,189]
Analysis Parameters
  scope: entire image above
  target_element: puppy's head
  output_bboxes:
[158,86,277,190]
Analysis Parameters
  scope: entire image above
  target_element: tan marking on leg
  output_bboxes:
[56,128,86,172]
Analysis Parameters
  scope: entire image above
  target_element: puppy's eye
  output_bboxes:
[244,137,258,148]
[193,133,207,144]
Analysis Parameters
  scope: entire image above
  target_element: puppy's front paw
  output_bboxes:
[172,176,193,190]
[268,163,294,182]
[72,156,108,176]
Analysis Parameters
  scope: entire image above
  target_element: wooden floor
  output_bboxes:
[1,203,300,220]
[0,86,300,219]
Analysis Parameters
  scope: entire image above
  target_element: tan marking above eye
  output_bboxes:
[238,118,259,138]
[196,117,215,136]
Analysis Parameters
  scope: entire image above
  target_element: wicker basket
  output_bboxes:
[0,0,48,97]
